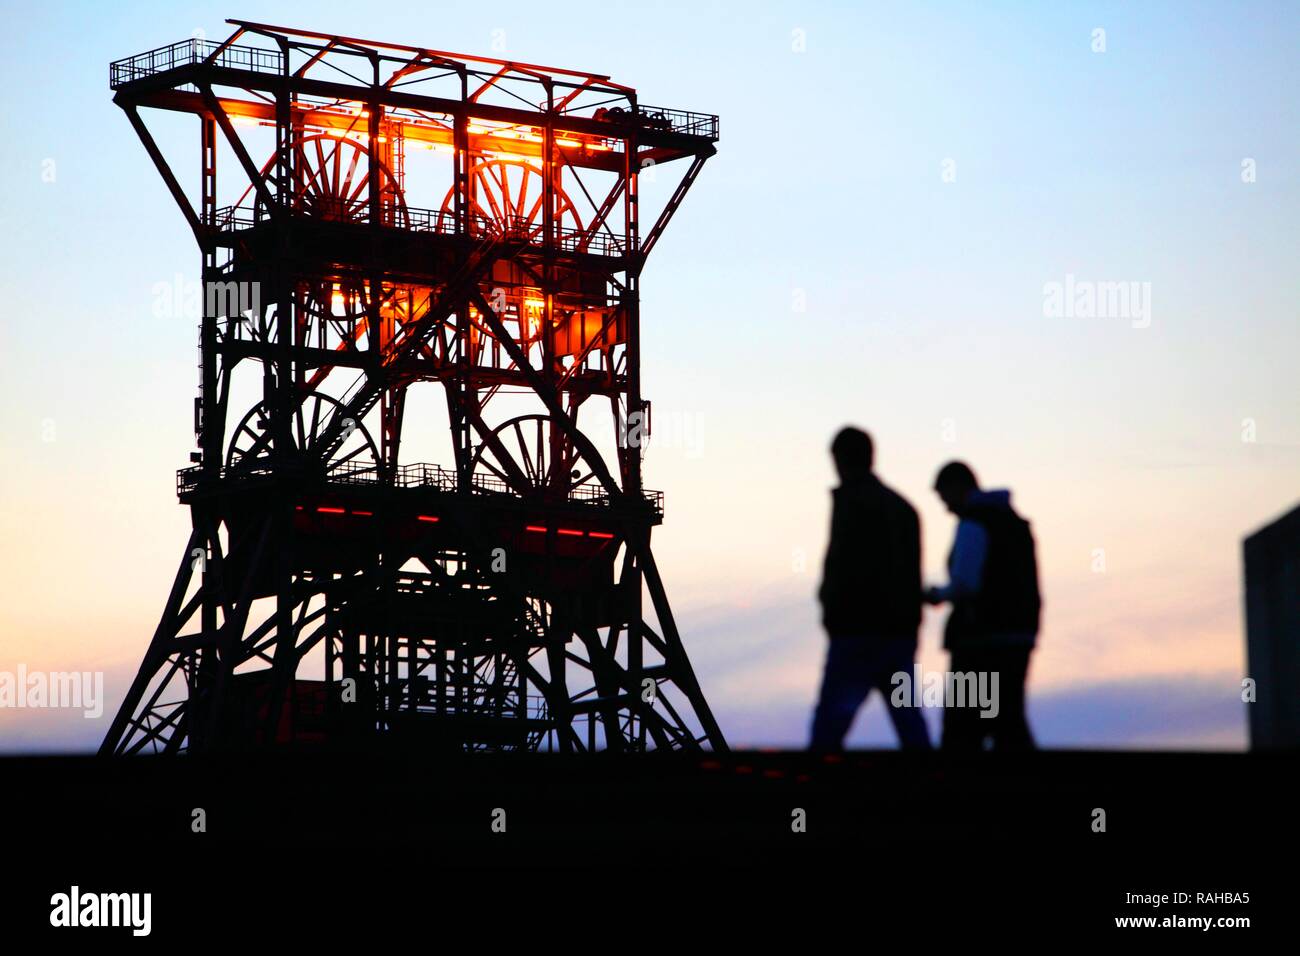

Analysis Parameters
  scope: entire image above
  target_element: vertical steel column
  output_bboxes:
[450,74,475,492]
[266,39,298,742]
[200,116,216,228]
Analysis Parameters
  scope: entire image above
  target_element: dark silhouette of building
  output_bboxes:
[101,21,725,754]
[1244,503,1300,749]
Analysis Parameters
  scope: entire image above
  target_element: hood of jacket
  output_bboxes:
[965,488,1012,511]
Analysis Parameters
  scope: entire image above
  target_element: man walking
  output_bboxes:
[925,461,1041,751]
[810,427,930,750]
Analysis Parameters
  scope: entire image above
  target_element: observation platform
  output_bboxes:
[176,460,662,606]
[211,205,636,259]
[177,460,664,521]
[109,37,718,138]
[108,29,720,180]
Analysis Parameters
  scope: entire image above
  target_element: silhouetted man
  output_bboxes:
[925,461,1041,751]
[810,427,930,750]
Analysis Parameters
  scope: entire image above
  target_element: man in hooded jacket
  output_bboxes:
[925,461,1042,751]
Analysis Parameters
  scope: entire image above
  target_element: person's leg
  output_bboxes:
[941,648,985,752]
[873,638,932,750]
[990,646,1035,751]
[809,637,873,750]
[973,646,1006,748]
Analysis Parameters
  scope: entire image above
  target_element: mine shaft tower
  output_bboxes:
[101,20,725,754]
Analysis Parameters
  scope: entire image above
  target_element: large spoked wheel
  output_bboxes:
[226,391,381,482]
[436,159,580,343]
[298,279,404,347]
[436,158,582,242]
[257,134,407,226]
[470,414,598,500]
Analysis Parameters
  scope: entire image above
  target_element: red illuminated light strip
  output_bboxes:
[525,526,616,539]
[300,510,624,538]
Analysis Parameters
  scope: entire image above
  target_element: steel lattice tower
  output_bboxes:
[101,20,726,754]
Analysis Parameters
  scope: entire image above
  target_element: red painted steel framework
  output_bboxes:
[101,20,726,754]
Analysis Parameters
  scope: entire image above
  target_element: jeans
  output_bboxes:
[941,645,1035,752]
[810,635,932,750]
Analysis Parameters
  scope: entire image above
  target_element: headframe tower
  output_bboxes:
[101,21,725,754]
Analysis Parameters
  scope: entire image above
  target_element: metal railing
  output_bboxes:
[213,205,260,230]
[177,460,663,514]
[328,460,388,487]
[212,203,632,256]
[635,104,719,139]
[110,39,284,88]
[390,462,459,492]
[581,104,719,140]
[213,204,417,232]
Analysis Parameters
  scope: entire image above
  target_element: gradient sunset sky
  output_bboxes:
[1,1,1296,750]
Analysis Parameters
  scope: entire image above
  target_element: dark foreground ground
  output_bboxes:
[2,748,1290,938]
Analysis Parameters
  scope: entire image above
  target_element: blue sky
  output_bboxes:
[1,1,1297,750]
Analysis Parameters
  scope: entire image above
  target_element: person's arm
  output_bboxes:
[927,520,987,603]
[904,503,923,618]
[817,492,843,607]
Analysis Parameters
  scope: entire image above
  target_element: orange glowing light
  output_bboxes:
[417,515,440,523]
[317,507,346,514]
[521,295,545,339]
[481,150,535,163]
